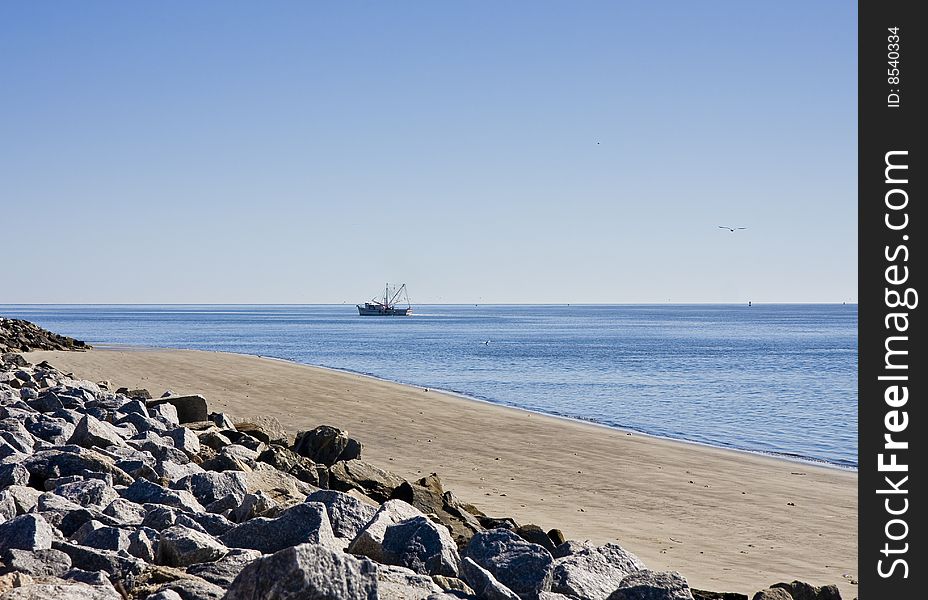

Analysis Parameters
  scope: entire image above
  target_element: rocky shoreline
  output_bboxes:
[1,322,848,600]
[0,319,89,354]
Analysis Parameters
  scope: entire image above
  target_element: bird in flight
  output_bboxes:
[718,226,747,232]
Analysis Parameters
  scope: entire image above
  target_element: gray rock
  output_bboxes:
[53,479,120,512]
[81,526,131,552]
[307,489,378,539]
[157,525,229,567]
[198,431,232,452]
[383,516,461,577]
[67,415,126,449]
[377,564,445,599]
[208,412,235,430]
[128,527,158,562]
[0,548,72,577]
[121,479,206,513]
[155,576,226,600]
[22,416,75,446]
[165,428,200,457]
[102,498,146,525]
[231,491,277,523]
[606,570,694,600]
[553,540,595,559]
[258,445,322,486]
[149,403,180,427]
[186,548,262,586]
[432,575,475,595]
[51,541,146,581]
[461,556,521,600]
[1,491,17,521]
[145,591,184,600]
[224,542,379,600]
[70,520,104,544]
[220,501,335,554]
[23,448,133,487]
[61,567,113,587]
[0,463,29,488]
[172,471,247,508]
[0,514,55,553]
[464,529,554,599]
[147,395,208,424]
[348,498,423,562]
[552,543,646,600]
[0,582,122,600]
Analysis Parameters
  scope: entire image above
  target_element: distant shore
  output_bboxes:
[26,346,859,598]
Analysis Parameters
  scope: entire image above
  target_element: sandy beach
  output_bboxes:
[25,347,858,598]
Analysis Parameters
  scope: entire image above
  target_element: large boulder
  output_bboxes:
[52,479,120,512]
[224,542,379,600]
[220,501,336,554]
[376,564,444,599]
[461,556,521,600]
[0,582,121,600]
[306,489,378,539]
[464,529,554,600]
[391,479,485,546]
[0,515,55,553]
[67,415,126,449]
[292,425,362,466]
[23,448,133,487]
[0,548,72,577]
[121,479,206,513]
[329,459,405,503]
[606,570,695,600]
[157,525,229,567]
[348,499,423,562]
[171,471,247,508]
[552,543,646,600]
[258,445,323,486]
[382,516,461,577]
[146,395,209,424]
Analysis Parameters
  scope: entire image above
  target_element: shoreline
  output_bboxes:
[257,352,858,473]
[91,343,857,472]
[25,346,858,597]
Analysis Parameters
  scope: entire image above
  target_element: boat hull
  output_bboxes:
[357,305,412,316]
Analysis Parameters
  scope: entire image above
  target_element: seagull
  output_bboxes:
[718,226,747,232]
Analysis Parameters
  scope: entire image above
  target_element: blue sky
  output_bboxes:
[1,2,857,303]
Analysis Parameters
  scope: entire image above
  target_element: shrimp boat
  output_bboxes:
[357,283,413,316]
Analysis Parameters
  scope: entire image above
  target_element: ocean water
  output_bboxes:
[1,304,858,468]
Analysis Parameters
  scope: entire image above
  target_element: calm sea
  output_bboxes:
[1,304,858,468]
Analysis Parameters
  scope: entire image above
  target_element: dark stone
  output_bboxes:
[516,524,557,554]
[0,548,72,577]
[464,529,554,599]
[293,425,362,466]
[382,515,461,577]
[146,395,209,424]
[605,570,694,600]
[771,581,842,600]
[330,459,406,503]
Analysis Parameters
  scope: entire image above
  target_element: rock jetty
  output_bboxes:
[0,319,89,354]
[0,329,848,599]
